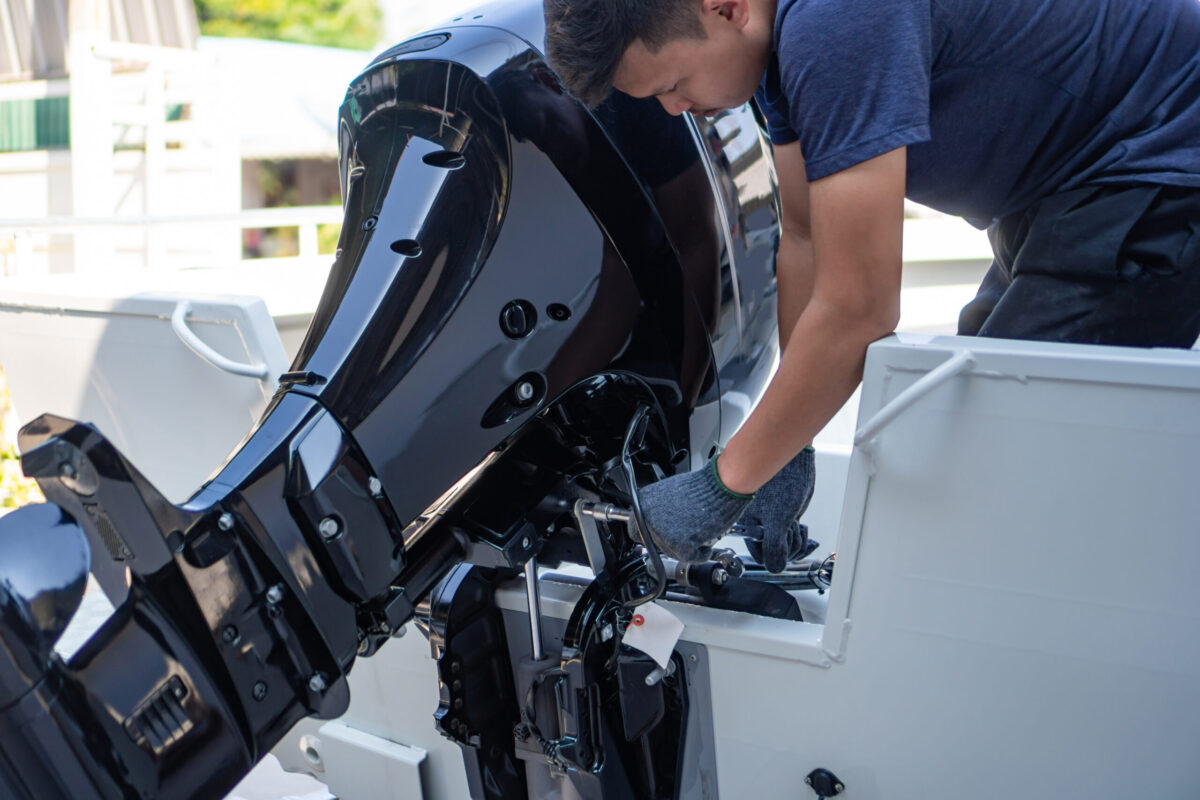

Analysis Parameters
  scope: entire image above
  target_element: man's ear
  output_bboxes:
[705,0,751,28]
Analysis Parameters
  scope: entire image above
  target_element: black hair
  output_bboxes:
[543,0,706,107]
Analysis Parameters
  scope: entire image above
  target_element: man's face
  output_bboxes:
[612,0,769,117]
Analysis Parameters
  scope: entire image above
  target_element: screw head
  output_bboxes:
[521,536,531,549]
[266,584,284,604]
[252,681,268,701]
[318,517,340,540]
[308,673,327,693]
[361,215,377,231]
[514,381,535,403]
[835,783,845,793]
[368,476,383,497]
[218,513,234,531]
[221,625,239,644]
[712,567,729,586]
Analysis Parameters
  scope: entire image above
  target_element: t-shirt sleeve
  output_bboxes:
[776,0,933,180]
[755,55,799,145]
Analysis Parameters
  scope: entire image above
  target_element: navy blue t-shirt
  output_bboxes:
[755,0,1200,226]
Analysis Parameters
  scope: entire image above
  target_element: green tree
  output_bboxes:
[194,0,382,50]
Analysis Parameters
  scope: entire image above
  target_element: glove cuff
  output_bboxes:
[709,456,753,501]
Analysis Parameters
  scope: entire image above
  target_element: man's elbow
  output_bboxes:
[869,296,901,339]
[813,292,900,343]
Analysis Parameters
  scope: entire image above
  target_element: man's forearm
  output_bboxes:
[717,298,893,494]
[776,231,815,353]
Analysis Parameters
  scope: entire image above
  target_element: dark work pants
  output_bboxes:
[957,184,1200,348]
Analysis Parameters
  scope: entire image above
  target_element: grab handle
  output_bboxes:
[170,301,269,380]
[854,349,975,447]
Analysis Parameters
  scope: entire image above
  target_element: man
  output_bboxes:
[543,0,1200,569]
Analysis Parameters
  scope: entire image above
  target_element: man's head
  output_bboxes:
[544,0,773,115]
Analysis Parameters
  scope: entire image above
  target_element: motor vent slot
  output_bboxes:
[423,150,466,170]
[390,239,422,258]
[85,503,130,561]
[123,676,192,756]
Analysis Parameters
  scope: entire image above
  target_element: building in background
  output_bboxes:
[0,0,242,274]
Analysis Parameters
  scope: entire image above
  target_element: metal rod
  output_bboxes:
[576,503,631,524]
[524,558,544,661]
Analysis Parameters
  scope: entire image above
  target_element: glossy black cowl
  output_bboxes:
[289,24,715,533]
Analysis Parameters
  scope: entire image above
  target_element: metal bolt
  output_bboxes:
[644,667,664,686]
[600,624,614,642]
[521,536,531,549]
[59,462,76,479]
[221,625,239,644]
[318,517,341,540]
[368,476,383,497]
[712,567,729,586]
[266,584,284,604]
[252,681,268,701]
[361,215,377,231]
[308,673,327,693]
[218,513,234,531]
[514,381,535,402]
[835,783,845,793]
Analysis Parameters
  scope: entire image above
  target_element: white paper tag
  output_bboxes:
[621,601,684,669]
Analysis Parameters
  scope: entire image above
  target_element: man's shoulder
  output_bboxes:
[774,0,930,59]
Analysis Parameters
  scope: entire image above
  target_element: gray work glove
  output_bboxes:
[638,457,753,563]
[739,446,815,573]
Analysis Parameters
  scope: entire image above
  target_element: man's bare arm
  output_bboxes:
[772,141,815,353]
[717,146,907,493]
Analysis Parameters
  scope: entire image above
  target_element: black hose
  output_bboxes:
[620,405,667,608]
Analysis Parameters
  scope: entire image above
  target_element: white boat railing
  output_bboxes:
[0,206,343,276]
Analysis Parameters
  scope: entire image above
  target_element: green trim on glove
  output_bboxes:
[709,456,753,501]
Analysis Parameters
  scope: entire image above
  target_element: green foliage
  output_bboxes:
[194,0,383,50]
[0,368,42,510]
[318,222,341,255]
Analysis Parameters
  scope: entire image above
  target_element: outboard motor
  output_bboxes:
[0,3,782,798]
